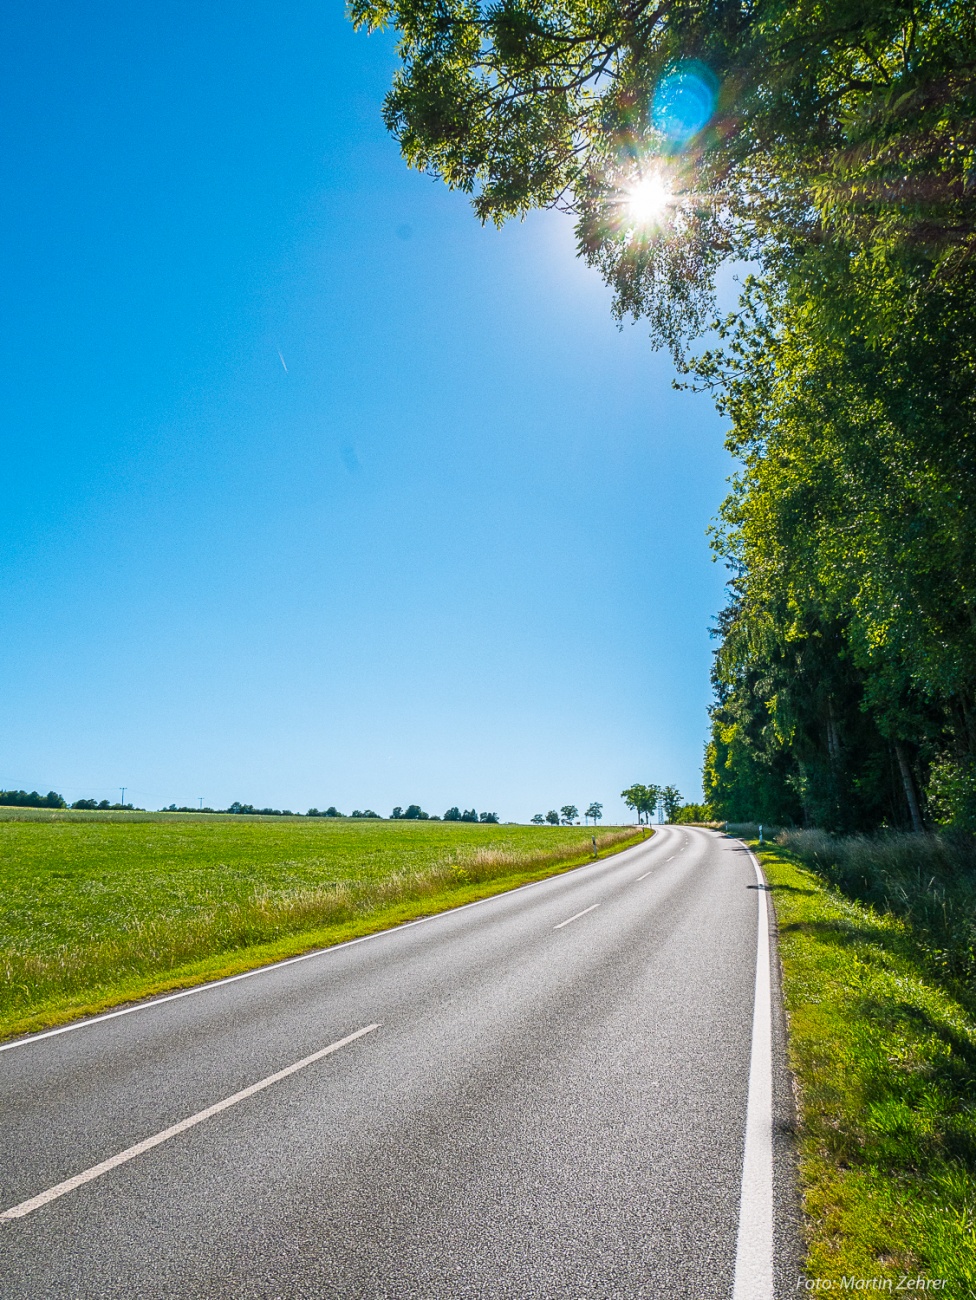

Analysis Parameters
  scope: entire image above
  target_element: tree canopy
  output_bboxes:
[621,783,660,822]
[352,0,976,352]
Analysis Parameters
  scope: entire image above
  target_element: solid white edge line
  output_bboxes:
[0,1023,380,1222]
[553,903,600,930]
[1,831,666,1056]
[731,845,774,1300]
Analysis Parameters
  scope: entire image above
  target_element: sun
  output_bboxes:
[624,174,673,226]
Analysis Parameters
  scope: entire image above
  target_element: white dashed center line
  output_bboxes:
[0,1023,380,1223]
[553,904,600,930]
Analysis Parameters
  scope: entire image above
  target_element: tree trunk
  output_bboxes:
[826,697,841,763]
[894,742,924,833]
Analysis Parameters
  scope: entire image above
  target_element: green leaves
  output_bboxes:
[354,0,976,354]
[704,244,976,829]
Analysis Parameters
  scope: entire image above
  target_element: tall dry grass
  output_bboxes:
[778,828,976,989]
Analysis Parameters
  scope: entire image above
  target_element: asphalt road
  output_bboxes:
[0,826,800,1298]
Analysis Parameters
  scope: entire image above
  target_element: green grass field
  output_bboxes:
[761,842,976,1293]
[0,810,641,1041]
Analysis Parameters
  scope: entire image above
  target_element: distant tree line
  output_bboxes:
[529,802,603,826]
[0,789,67,809]
[0,789,510,822]
[222,803,381,818]
[391,805,500,822]
[225,802,296,816]
[71,799,137,811]
[442,807,499,823]
[0,790,137,811]
[222,802,500,821]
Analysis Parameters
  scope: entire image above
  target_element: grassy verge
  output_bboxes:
[759,841,976,1293]
[1,814,645,1042]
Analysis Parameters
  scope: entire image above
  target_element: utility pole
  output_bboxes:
[120,787,126,808]
[199,797,203,810]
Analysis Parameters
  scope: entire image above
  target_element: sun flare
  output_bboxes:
[625,174,672,226]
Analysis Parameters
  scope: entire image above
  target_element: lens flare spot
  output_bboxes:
[651,62,718,146]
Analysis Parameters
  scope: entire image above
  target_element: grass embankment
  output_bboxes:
[0,812,643,1041]
[760,834,976,1292]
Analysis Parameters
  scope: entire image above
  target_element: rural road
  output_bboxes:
[0,826,800,1298]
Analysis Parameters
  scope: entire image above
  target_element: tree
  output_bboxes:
[545,810,560,825]
[620,784,660,824]
[661,785,682,823]
[530,813,545,824]
[639,785,661,823]
[461,808,479,822]
[443,806,462,821]
[620,785,645,823]
[560,804,579,825]
[585,802,603,824]
[402,804,429,820]
[697,244,976,830]
[479,811,499,823]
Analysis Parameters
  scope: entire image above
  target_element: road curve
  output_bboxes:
[0,826,800,1298]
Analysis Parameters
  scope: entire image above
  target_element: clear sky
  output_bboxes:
[0,1,732,822]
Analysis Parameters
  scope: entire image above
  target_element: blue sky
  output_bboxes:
[0,1,731,821]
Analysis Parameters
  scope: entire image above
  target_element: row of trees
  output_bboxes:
[693,6,976,830]
[0,794,508,821]
[309,805,500,822]
[163,803,500,821]
[620,785,683,824]
[354,0,976,833]
[0,789,66,809]
[0,790,137,811]
[529,802,602,825]
[392,805,500,822]
[307,806,380,818]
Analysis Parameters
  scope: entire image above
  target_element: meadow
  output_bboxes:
[0,810,640,1040]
